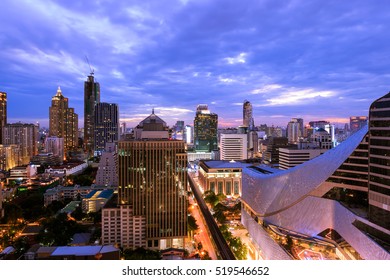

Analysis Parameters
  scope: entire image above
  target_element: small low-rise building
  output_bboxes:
[198,160,248,197]
[82,189,114,213]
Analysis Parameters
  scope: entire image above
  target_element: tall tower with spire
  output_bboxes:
[49,86,78,158]
[84,73,100,154]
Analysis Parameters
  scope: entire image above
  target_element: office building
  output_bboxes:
[3,123,38,165]
[0,92,6,145]
[49,87,78,158]
[220,133,247,161]
[94,103,119,154]
[84,74,100,154]
[350,116,368,133]
[102,112,188,250]
[185,125,193,144]
[194,105,218,152]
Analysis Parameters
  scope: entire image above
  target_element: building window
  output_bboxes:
[234,181,239,195]
[218,181,223,194]
[226,181,232,195]
[210,181,215,193]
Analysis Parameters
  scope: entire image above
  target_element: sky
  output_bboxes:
[1,0,390,129]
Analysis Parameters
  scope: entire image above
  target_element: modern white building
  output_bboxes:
[220,133,247,160]
[279,148,328,170]
[82,189,114,213]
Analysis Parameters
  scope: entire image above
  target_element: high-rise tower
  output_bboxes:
[0,92,7,145]
[194,105,218,152]
[102,111,188,250]
[84,74,100,154]
[49,87,78,158]
[243,100,254,130]
[94,103,119,155]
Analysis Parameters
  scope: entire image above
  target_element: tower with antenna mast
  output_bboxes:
[83,56,100,155]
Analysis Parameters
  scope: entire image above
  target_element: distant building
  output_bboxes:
[243,100,254,130]
[194,105,218,152]
[93,102,119,155]
[287,118,304,144]
[44,136,64,163]
[84,74,100,154]
[44,161,88,177]
[0,92,6,145]
[49,87,78,158]
[262,137,289,165]
[185,125,193,144]
[220,133,247,161]
[350,116,367,133]
[3,123,39,165]
[95,142,118,187]
[279,147,329,170]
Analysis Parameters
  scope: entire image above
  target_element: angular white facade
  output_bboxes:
[241,126,390,260]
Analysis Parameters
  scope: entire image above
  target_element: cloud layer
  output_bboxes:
[1,0,389,128]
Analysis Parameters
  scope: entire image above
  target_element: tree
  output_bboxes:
[37,213,84,246]
[204,190,218,207]
[187,215,199,232]
[2,203,23,224]
[122,247,162,260]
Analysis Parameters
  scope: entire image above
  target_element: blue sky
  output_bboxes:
[1,0,389,128]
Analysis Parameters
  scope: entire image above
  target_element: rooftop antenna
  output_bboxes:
[85,55,94,76]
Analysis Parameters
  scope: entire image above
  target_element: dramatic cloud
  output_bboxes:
[1,0,390,128]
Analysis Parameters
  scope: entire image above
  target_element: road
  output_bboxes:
[188,172,236,260]
[189,196,217,260]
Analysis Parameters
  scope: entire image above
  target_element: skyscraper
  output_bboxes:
[243,100,254,130]
[368,93,390,230]
[102,111,188,250]
[94,103,119,155]
[0,92,6,145]
[194,105,218,152]
[84,74,100,154]
[49,87,78,158]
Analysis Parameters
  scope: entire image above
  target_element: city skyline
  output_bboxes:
[1,0,389,128]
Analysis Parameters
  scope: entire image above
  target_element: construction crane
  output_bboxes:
[85,55,94,76]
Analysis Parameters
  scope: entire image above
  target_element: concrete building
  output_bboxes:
[44,161,88,177]
[95,142,118,187]
[198,160,246,197]
[33,245,119,260]
[3,123,39,165]
[279,147,328,170]
[0,144,19,171]
[82,189,114,213]
[44,136,64,163]
[243,100,254,130]
[220,133,247,161]
[287,118,304,144]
